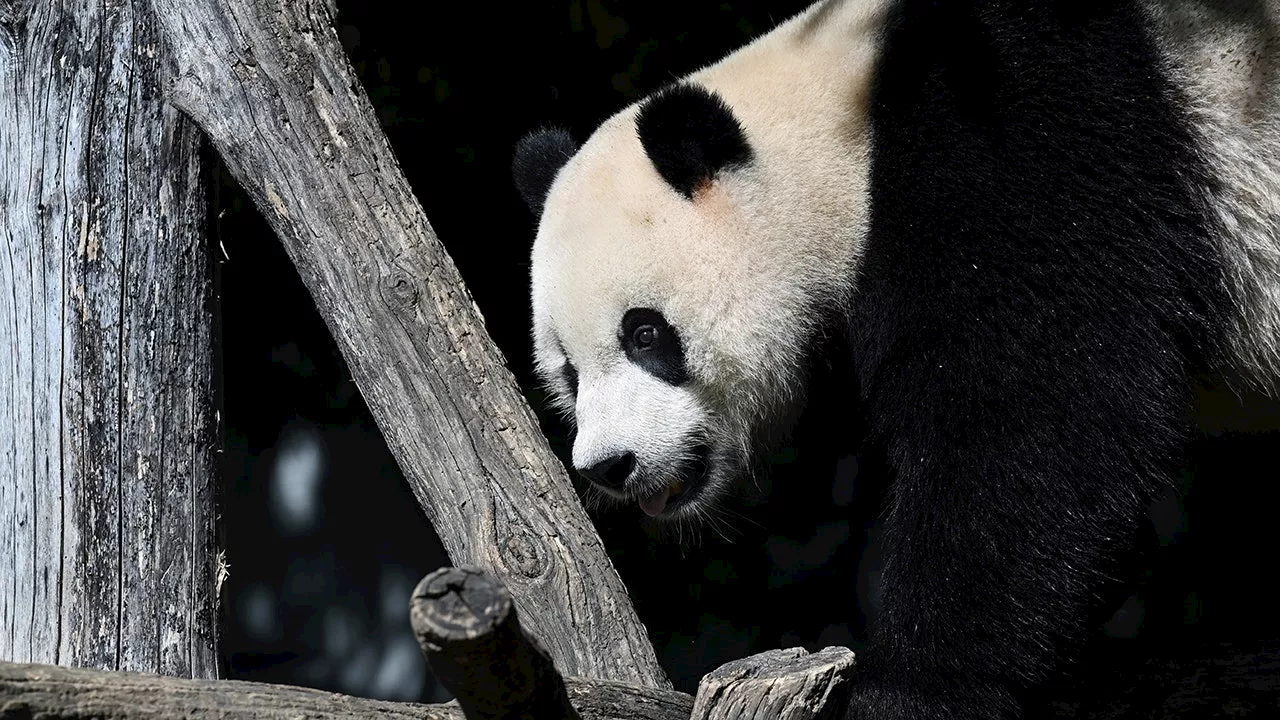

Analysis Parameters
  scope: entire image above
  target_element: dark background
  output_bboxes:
[215,0,1280,705]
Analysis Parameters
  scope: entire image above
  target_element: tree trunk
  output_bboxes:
[0,0,220,677]
[148,0,668,689]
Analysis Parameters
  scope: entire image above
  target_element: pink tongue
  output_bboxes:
[639,486,672,517]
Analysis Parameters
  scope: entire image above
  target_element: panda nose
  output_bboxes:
[577,452,636,489]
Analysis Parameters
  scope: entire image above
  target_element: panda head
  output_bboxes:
[514,71,869,520]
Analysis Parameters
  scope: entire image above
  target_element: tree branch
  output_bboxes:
[0,660,693,720]
[411,566,582,720]
[145,0,668,688]
[407,566,861,720]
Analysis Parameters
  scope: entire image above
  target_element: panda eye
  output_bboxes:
[619,308,688,385]
[633,324,656,349]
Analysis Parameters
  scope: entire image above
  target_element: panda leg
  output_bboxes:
[843,315,1196,719]
[843,3,1229,717]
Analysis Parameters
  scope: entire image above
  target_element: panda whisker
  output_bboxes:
[578,481,610,514]
[699,502,742,544]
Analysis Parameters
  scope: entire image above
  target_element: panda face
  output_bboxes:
[539,307,716,519]
[528,116,736,518]
[523,0,884,520]
[528,113,859,519]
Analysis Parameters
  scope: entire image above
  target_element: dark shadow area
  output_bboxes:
[215,164,450,701]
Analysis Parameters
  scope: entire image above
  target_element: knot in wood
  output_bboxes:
[495,513,549,580]
[378,267,420,312]
[0,2,27,37]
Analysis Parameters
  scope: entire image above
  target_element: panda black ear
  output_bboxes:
[512,127,579,218]
[635,83,753,200]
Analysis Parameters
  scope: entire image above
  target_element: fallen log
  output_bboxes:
[0,661,460,720]
[0,661,693,720]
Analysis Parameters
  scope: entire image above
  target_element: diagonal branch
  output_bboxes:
[146,0,668,688]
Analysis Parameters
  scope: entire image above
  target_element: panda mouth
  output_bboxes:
[637,443,711,518]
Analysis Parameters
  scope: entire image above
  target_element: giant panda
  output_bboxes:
[511,1,1280,718]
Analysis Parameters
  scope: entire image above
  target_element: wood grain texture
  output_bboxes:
[411,566,582,720]
[145,0,669,688]
[0,660,461,719]
[0,0,220,677]
[691,647,856,720]
[0,661,695,720]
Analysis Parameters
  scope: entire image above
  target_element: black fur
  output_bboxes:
[562,359,579,397]
[512,127,579,217]
[846,2,1229,719]
[635,83,753,199]
[619,308,689,385]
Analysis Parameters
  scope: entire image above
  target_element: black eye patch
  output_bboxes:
[552,338,580,398]
[561,358,579,396]
[619,308,688,385]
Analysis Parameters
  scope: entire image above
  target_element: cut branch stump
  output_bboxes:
[405,565,861,720]
[691,647,857,720]
[411,566,582,720]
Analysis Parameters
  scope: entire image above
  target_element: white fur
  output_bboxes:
[530,0,888,516]
[1142,1,1280,391]
[570,363,703,483]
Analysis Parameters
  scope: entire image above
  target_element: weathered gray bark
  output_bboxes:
[7,645,1279,720]
[411,566,583,720]
[146,0,669,688]
[405,566,860,720]
[0,0,220,677]
[0,661,695,719]
[690,647,856,720]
